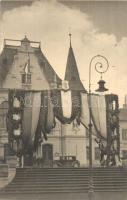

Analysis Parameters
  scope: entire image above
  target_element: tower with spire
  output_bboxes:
[64,33,87,92]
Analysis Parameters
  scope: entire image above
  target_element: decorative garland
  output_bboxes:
[99,94,120,166]
[7,89,25,156]
[34,90,55,150]
[51,89,81,124]
[105,94,120,155]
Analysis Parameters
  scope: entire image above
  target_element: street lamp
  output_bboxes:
[88,55,109,200]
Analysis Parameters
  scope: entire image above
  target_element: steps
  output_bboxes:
[1,167,127,194]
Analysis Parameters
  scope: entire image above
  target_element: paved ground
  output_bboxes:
[0,192,127,200]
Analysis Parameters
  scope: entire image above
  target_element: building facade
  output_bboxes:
[0,36,102,167]
[0,36,62,166]
[119,97,127,164]
[0,36,124,168]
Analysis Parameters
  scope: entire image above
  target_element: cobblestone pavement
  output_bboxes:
[0,192,127,200]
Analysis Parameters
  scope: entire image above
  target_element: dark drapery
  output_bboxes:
[51,89,81,124]
[34,90,55,149]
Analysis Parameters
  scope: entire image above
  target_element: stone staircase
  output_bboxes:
[1,167,127,194]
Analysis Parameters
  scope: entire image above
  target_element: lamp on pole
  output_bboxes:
[88,55,109,200]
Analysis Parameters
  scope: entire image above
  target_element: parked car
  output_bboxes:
[53,156,80,168]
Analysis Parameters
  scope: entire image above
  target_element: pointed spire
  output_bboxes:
[69,32,72,47]
[64,37,87,92]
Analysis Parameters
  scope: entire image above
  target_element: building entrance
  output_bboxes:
[42,144,53,168]
[24,152,33,167]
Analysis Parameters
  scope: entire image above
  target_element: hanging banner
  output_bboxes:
[91,94,107,139]
[34,90,55,149]
[98,95,107,139]
[22,92,33,151]
[46,91,55,133]
[51,89,81,124]
[80,93,89,129]
[22,92,41,151]
[80,93,107,139]
[31,92,41,141]
[61,90,72,118]
[90,94,100,136]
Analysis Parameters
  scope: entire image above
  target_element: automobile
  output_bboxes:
[53,156,80,168]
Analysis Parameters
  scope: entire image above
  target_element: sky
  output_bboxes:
[0,0,127,107]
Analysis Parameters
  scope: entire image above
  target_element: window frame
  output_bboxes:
[122,150,127,159]
[0,101,8,129]
[122,129,127,140]
[21,73,31,85]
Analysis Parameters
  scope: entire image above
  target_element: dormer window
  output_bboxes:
[22,61,31,85]
[22,73,31,84]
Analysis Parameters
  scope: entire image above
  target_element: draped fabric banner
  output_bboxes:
[91,94,107,139]
[34,90,55,149]
[31,92,41,141]
[22,92,41,152]
[51,89,81,124]
[7,90,108,148]
[40,90,55,135]
[46,91,55,133]
[80,93,107,139]
[91,94,100,136]
[80,93,89,129]
[22,92,33,151]
[98,95,107,139]
[61,90,72,118]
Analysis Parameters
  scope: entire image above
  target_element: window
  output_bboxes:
[86,146,89,160]
[95,147,100,160]
[0,101,8,129]
[22,60,31,85]
[122,150,127,159]
[22,74,25,84]
[22,74,31,84]
[27,74,31,84]
[122,129,127,140]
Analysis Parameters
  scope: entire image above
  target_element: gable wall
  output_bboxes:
[2,47,50,90]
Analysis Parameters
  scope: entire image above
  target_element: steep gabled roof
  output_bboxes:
[35,48,61,87]
[0,37,62,88]
[0,47,17,84]
[65,44,86,92]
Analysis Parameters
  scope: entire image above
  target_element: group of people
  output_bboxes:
[96,138,122,167]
